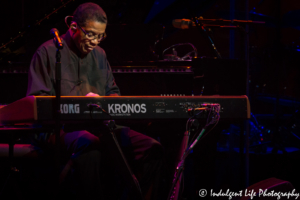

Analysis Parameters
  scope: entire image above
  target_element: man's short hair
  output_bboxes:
[73,3,107,27]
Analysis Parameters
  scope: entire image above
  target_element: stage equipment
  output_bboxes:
[0,95,250,124]
[168,103,221,200]
[162,43,197,61]
[0,95,250,199]
[172,17,265,59]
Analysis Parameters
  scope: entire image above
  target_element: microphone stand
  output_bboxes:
[55,48,61,163]
[54,36,63,192]
[188,17,265,59]
[192,17,222,59]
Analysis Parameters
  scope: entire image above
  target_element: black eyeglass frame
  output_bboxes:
[77,24,107,42]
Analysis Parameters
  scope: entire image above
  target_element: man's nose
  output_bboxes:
[90,39,98,45]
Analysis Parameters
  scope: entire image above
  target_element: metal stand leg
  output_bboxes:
[168,119,201,200]
[171,130,190,200]
[105,120,143,200]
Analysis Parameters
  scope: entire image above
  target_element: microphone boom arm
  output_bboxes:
[193,17,222,59]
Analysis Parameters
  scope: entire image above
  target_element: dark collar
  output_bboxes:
[62,31,86,58]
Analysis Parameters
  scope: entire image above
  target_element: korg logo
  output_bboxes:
[108,104,147,114]
[60,104,80,114]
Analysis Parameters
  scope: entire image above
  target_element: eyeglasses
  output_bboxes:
[77,24,107,42]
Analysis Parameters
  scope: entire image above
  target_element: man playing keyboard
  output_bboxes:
[27,2,163,199]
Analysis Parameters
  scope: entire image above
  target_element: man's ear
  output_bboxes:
[70,22,77,33]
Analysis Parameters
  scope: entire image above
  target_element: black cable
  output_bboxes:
[197,120,219,142]
[188,106,220,146]
[168,105,220,200]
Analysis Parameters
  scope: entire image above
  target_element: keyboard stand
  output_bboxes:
[105,120,143,200]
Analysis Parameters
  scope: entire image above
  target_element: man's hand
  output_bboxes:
[86,92,100,97]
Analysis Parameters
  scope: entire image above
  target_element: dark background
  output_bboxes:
[1,0,300,199]
[1,0,300,99]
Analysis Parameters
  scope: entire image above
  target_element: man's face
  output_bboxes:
[72,20,106,55]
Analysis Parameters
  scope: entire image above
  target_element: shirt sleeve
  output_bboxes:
[26,46,55,96]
